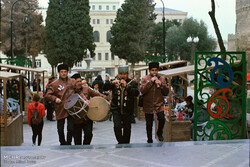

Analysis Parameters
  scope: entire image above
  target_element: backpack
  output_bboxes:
[31,104,42,125]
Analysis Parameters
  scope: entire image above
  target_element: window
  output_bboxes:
[106,5,109,10]
[111,53,114,60]
[106,31,112,42]
[99,5,102,10]
[97,19,100,24]
[92,5,95,10]
[35,59,41,67]
[105,68,115,76]
[110,19,113,24]
[179,19,183,23]
[94,31,100,42]
[113,5,116,10]
[105,53,109,60]
[92,19,95,24]
[106,19,109,24]
[75,62,82,67]
[98,53,102,60]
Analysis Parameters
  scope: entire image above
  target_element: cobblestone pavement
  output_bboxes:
[1,118,250,167]
[21,118,148,146]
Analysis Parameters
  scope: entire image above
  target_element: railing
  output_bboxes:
[0,57,30,67]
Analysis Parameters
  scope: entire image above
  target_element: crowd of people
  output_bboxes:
[28,62,197,146]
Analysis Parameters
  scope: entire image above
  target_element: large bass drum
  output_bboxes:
[64,94,89,119]
[87,96,110,121]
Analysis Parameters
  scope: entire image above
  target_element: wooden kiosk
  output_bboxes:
[0,71,23,146]
[132,61,188,120]
[155,65,197,142]
[0,64,47,123]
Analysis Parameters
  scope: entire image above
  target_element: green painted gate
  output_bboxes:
[194,52,246,141]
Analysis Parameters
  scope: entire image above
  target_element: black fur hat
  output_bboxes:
[149,62,159,70]
[57,64,68,72]
[71,73,81,79]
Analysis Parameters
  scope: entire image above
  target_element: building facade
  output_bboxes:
[228,0,250,72]
[77,0,124,78]
[29,1,188,79]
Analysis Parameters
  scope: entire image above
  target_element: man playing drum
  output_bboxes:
[45,64,85,145]
[103,65,139,144]
[71,73,107,145]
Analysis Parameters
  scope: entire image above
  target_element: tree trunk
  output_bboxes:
[51,65,55,77]
[209,0,226,60]
[31,55,36,81]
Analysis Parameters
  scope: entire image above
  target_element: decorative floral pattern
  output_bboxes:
[194,52,246,141]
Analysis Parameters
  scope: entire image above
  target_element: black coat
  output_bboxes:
[92,75,104,93]
[103,78,139,114]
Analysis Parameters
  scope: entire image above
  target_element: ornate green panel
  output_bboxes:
[194,52,246,141]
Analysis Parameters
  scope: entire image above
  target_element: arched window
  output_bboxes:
[94,31,100,42]
[106,31,112,42]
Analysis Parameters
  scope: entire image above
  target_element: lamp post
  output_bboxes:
[10,0,30,58]
[160,0,166,59]
[187,36,199,65]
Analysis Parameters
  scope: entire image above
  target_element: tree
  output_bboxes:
[147,20,181,58]
[110,0,155,66]
[209,0,226,60]
[45,0,95,69]
[1,0,44,59]
[165,17,217,63]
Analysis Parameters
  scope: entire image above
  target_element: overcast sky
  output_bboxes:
[38,0,236,40]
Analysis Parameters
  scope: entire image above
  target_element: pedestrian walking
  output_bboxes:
[28,94,46,146]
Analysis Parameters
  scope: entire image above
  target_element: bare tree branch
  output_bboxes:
[209,0,226,59]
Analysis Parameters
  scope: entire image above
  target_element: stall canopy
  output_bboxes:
[133,60,187,72]
[0,64,47,93]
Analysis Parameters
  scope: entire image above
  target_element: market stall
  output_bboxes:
[156,61,237,142]
[0,64,47,123]
[132,60,188,120]
[155,65,196,142]
[0,71,23,146]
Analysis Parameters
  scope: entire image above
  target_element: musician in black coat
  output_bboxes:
[103,65,139,144]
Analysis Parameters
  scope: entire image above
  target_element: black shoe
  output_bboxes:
[158,135,164,142]
[147,139,153,143]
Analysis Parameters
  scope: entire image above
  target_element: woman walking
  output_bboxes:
[28,94,46,146]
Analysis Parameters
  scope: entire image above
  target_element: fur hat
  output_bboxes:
[71,73,81,80]
[149,62,159,70]
[57,64,69,72]
[118,65,129,74]
[185,96,193,102]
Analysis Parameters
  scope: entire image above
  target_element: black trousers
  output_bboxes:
[57,115,74,145]
[74,119,93,145]
[113,110,132,144]
[46,102,54,120]
[145,111,165,141]
[31,119,44,146]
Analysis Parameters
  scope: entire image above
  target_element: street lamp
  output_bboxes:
[160,0,166,60]
[10,0,30,59]
[187,36,199,65]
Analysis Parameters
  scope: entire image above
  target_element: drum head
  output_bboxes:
[64,94,79,110]
[87,97,110,121]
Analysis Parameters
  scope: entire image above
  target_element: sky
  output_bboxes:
[38,0,236,40]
